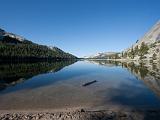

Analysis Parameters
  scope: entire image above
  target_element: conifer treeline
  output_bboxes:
[0,37,77,61]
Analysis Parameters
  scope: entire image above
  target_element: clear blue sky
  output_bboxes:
[0,0,159,57]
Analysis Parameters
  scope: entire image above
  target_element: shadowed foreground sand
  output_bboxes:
[0,109,160,120]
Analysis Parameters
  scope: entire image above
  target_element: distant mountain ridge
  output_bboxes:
[0,28,77,61]
[0,28,26,42]
[86,52,119,59]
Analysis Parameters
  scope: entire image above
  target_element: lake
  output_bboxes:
[0,60,160,111]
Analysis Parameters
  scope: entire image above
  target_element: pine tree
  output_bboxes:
[138,42,149,59]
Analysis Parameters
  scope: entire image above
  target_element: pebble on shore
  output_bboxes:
[0,109,160,120]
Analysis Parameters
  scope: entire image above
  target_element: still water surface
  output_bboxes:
[0,60,160,110]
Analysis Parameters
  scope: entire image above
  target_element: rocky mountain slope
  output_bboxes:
[88,20,160,61]
[0,28,77,61]
[134,21,160,46]
[123,20,160,61]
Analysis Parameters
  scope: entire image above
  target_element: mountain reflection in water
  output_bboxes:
[89,60,160,98]
[0,60,77,91]
[0,60,160,110]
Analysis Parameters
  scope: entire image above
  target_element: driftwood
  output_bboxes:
[82,80,97,87]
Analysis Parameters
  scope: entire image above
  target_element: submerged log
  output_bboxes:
[82,80,97,87]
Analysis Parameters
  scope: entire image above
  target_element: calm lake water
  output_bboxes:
[0,60,160,111]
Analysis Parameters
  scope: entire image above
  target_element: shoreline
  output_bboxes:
[0,108,160,120]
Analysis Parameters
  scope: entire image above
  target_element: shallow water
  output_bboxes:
[0,60,160,111]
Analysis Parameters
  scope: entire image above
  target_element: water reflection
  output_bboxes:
[0,60,160,110]
[0,60,77,91]
[88,60,160,98]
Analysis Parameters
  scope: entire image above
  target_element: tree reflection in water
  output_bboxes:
[0,60,77,91]
[88,60,160,98]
